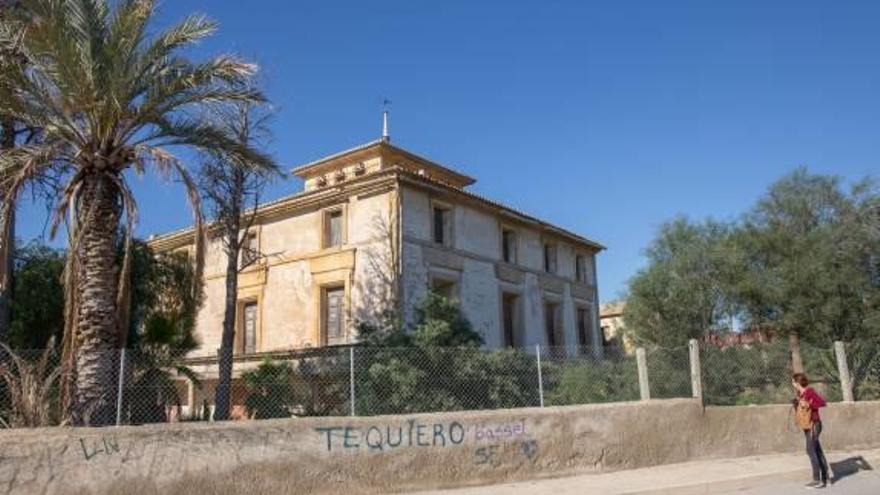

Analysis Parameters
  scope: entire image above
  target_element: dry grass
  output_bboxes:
[0,340,63,427]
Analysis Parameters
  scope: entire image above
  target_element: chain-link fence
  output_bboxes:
[701,340,793,406]
[2,339,879,428]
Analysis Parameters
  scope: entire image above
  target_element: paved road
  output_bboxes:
[721,470,880,494]
[406,450,880,495]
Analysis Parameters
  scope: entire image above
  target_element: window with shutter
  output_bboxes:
[544,243,557,273]
[433,206,449,245]
[502,229,517,263]
[326,210,343,248]
[577,308,589,349]
[545,302,559,347]
[324,287,345,345]
[243,302,257,354]
[502,293,519,347]
[576,255,587,283]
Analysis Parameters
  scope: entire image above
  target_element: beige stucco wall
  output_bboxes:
[399,185,600,351]
[167,172,601,359]
[189,189,396,358]
[3,400,879,495]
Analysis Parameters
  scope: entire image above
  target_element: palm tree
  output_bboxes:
[0,0,276,425]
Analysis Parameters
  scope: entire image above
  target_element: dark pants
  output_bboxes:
[805,420,829,483]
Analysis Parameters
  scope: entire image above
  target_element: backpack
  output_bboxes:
[795,402,813,431]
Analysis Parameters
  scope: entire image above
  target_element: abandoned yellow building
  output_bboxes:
[151,133,605,369]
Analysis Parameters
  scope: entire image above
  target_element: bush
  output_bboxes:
[0,344,62,427]
[702,343,792,405]
[354,294,541,415]
[544,357,639,405]
[242,360,295,419]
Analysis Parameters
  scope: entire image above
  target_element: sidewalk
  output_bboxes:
[404,449,880,495]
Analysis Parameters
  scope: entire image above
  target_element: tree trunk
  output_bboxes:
[73,173,122,426]
[789,331,804,374]
[213,214,241,421]
[0,116,16,342]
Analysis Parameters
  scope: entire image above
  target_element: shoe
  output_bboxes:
[805,481,826,489]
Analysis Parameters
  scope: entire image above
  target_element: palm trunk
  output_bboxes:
[213,212,241,421]
[73,173,122,425]
[789,331,804,374]
[0,116,16,342]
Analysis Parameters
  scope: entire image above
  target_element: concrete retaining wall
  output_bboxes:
[2,399,879,495]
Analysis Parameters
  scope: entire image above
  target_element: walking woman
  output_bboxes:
[792,373,830,489]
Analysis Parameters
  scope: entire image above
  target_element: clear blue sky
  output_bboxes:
[16,0,880,303]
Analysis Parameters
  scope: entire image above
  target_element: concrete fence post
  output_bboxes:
[834,341,855,403]
[688,339,703,401]
[636,347,650,401]
[115,348,126,427]
[349,347,356,416]
[536,345,545,408]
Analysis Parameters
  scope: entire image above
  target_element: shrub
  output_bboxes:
[242,360,295,419]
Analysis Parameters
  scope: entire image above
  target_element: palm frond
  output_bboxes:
[0,143,67,287]
[139,116,277,173]
[134,11,217,80]
[134,145,206,303]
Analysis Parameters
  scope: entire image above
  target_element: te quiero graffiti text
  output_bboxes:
[315,419,466,452]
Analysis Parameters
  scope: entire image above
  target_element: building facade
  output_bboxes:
[151,139,605,362]
[599,300,635,354]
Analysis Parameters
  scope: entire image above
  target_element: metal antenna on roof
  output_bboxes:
[382,98,391,142]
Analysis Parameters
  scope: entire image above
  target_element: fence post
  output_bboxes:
[535,345,545,408]
[115,348,126,426]
[834,341,854,403]
[688,339,703,401]
[636,347,650,401]
[349,347,356,416]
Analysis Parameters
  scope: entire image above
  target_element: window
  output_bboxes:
[325,210,344,248]
[575,254,588,283]
[241,232,258,266]
[431,277,456,299]
[242,302,258,354]
[543,243,557,274]
[576,308,590,349]
[502,293,520,347]
[432,205,451,245]
[544,302,560,347]
[323,287,346,345]
[502,229,517,263]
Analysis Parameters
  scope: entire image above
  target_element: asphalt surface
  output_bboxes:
[721,469,880,494]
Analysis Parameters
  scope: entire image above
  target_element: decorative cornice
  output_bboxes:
[291,140,477,189]
[150,165,604,255]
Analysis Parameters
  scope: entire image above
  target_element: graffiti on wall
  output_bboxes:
[472,420,537,467]
[315,417,539,468]
[315,419,466,452]
[79,436,121,461]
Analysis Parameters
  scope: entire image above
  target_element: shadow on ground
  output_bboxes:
[831,456,873,483]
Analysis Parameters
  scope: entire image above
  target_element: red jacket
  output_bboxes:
[800,387,827,422]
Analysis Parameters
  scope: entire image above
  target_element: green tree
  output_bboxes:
[123,241,201,424]
[0,0,276,424]
[734,169,880,371]
[2,239,201,424]
[241,360,295,419]
[8,242,64,349]
[355,294,540,414]
[625,218,737,347]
